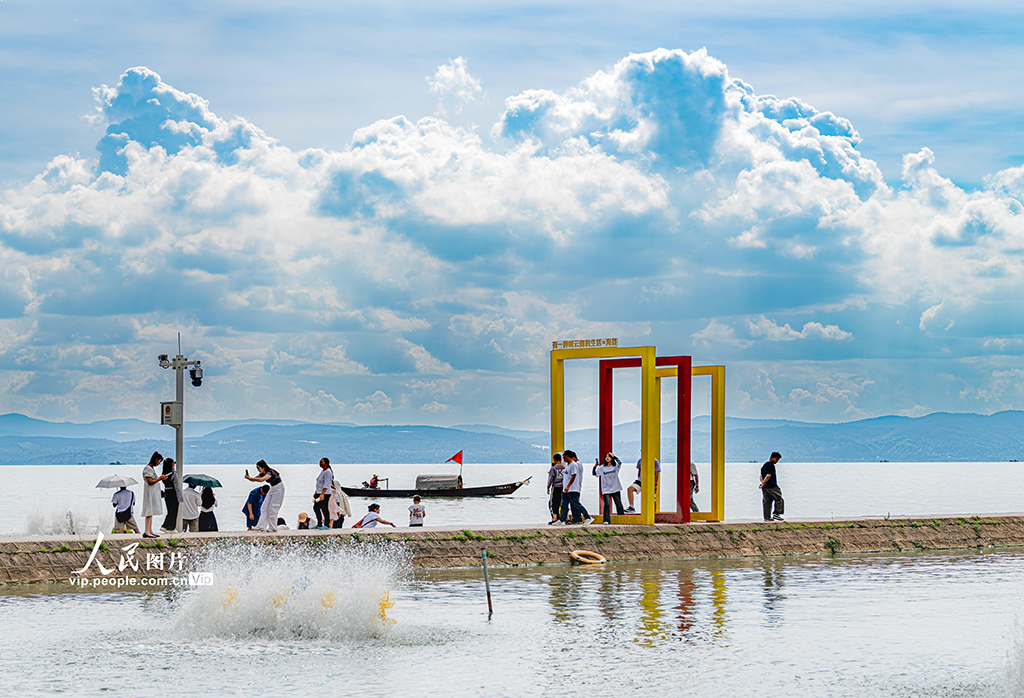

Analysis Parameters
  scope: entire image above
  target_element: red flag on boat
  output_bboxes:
[445,450,463,465]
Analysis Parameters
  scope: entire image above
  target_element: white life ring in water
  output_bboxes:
[570,549,607,564]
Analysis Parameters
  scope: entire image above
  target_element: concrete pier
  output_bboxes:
[3,514,1024,584]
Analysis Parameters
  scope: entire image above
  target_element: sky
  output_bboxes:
[1,1,1023,430]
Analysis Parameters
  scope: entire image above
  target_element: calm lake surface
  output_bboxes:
[2,460,1022,536]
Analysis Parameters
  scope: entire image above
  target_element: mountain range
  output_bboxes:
[0,411,1022,465]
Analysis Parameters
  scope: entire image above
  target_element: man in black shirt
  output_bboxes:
[759,451,784,521]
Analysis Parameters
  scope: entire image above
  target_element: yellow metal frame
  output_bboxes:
[690,365,725,522]
[550,345,658,525]
[647,364,726,522]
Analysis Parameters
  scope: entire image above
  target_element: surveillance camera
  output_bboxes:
[190,366,203,387]
[158,354,168,363]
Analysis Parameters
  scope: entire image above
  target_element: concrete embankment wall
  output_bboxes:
[4,515,1024,584]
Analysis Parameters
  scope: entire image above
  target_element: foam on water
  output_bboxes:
[170,539,410,642]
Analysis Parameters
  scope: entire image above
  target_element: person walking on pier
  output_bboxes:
[593,452,625,524]
[547,452,565,524]
[247,460,285,531]
[313,457,333,529]
[760,452,785,521]
[559,450,592,525]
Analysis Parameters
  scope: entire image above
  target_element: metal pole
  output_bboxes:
[481,547,493,615]
[175,354,184,533]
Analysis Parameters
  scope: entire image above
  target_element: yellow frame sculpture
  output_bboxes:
[653,364,726,522]
[550,345,659,525]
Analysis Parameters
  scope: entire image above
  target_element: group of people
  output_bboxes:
[112,451,219,537]
[545,450,701,524]
[544,449,787,524]
[110,454,434,536]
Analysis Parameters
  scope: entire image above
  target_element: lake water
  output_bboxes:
[1,546,1022,697]
[3,461,1024,696]
[2,460,1022,537]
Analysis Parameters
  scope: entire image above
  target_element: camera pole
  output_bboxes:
[159,333,203,532]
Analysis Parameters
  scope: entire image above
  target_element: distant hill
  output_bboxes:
[0,422,544,465]
[0,411,1022,464]
[0,413,347,442]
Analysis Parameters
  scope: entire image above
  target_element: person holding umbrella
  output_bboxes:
[97,474,140,534]
[181,473,223,532]
[141,451,166,538]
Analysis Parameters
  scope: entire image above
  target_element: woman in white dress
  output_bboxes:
[246,460,284,531]
[141,451,167,538]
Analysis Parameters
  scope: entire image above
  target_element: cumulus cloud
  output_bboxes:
[428,57,484,115]
[2,51,1024,424]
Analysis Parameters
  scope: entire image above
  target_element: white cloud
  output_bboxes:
[749,316,852,341]
[428,57,484,115]
[691,320,753,349]
[352,390,394,414]
[3,52,1024,424]
[420,401,452,413]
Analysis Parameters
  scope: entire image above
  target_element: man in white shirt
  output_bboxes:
[557,450,592,525]
[180,483,202,531]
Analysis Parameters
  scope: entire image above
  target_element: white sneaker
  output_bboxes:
[583,516,593,525]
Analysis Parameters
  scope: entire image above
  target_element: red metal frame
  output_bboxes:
[597,355,692,523]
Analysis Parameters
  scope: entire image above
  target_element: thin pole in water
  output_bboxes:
[481,547,493,615]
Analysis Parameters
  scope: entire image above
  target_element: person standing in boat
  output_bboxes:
[547,452,565,524]
[246,460,285,531]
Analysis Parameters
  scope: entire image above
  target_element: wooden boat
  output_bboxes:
[342,474,531,498]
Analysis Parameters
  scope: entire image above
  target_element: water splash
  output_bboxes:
[25,504,103,535]
[171,539,410,642]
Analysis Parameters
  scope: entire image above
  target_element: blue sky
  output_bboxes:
[1,1,1023,429]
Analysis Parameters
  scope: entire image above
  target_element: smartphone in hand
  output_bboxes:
[245,469,250,477]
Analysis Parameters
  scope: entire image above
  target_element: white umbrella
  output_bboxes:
[96,474,139,489]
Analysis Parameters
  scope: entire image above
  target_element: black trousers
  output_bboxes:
[161,491,179,531]
[762,487,784,519]
[313,496,331,527]
[331,516,345,529]
[549,486,563,520]
[602,492,625,523]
